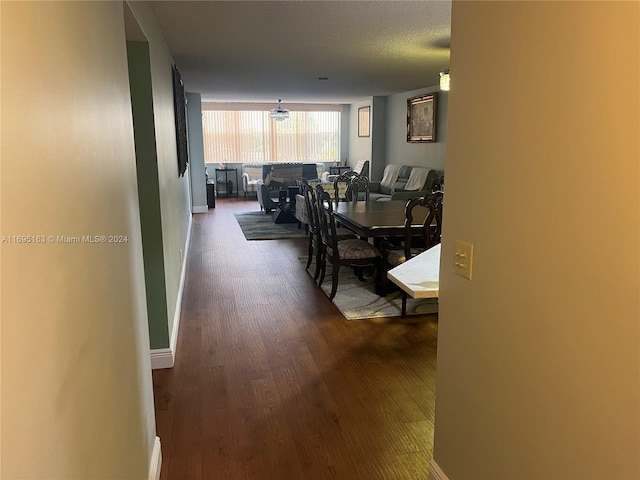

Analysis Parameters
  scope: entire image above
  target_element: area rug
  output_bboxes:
[234,211,308,240]
[301,257,438,320]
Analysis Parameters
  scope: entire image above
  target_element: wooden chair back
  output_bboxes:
[333,172,358,202]
[403,193,443,260]
[315,186,339,253]
[301,179,319,234]
[349,175,370,202]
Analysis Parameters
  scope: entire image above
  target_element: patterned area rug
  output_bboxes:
[301,257,438,320]
[234,211,308,240]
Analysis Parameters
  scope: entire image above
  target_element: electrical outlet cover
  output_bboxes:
[454,240,473,280]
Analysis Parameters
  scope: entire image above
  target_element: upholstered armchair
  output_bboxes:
[241,164,263,198]
[257,183,279,213]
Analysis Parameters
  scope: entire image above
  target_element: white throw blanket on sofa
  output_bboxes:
[405,167,430,191]
[380,164,402,189]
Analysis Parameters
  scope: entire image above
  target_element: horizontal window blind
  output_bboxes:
[202,102,343,112]
[202,109,341,164]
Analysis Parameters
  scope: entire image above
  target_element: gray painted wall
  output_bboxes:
[348,99,373,173]
[186,92,208,211]
[371,96,388,182]
[347,86,448,183]
[385,86,447,172]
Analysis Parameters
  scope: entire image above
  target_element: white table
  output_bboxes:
[386,244,441,298]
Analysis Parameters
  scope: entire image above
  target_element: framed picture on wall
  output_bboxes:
[407,93,436,142]
[172,64,189,176]
[358,106,370,137]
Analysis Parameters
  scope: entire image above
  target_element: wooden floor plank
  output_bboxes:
[153,197,438,479]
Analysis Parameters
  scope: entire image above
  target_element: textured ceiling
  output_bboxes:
[150,1,451,104]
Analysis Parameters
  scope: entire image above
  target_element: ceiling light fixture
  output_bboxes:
[439,70,450,91]
[270,99,290,121]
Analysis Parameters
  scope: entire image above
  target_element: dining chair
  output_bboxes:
[333,171,359,202]
[293,193,309,233]
[313,184,359,282]
[301,180,355,282]
[431,175,444,194]
[300,179,323,281]
[315,187,382,300]
[349,174,370,202]
[384,193,443,315]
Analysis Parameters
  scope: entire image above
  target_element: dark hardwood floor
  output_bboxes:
[152,197,438,480]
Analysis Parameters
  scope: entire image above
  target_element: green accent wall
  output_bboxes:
[127,41,170,349]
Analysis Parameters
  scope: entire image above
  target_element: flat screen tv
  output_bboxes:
[172,64,188,177]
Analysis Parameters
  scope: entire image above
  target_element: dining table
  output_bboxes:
[332,199,428,243]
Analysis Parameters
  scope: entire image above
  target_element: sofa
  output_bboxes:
[242,163,325,196]
[369,165,443,202]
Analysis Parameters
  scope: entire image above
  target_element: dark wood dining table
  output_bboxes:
[332,199,428,242]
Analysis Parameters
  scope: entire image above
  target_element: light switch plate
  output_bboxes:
[454,240,473,280]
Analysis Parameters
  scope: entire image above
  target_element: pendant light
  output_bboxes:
[270,99,290,121]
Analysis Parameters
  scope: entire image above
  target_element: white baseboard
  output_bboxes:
[150,348,174,369]
[429,459,449,480]
[192,205,208,214]
[148,436,162,480]
[150,214,192,370]
[171,214,192,354]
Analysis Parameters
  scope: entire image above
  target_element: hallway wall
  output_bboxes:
[432,2,639,479]
[1,2,157,477]
[127,2,192,355]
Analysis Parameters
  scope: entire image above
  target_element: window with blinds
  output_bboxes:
[201,105,341,164]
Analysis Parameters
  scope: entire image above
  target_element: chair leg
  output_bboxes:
[317,250,326,286]
[374,260,384,296]
[314,244,323,282]
[305,234,314,270]
[401,292,407,316]
[329,264,340,300]
[378,268,388,297]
